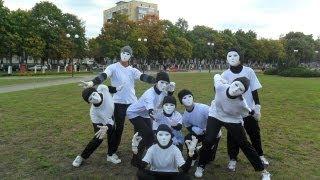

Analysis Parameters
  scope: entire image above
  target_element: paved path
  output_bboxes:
[0,75,95,94]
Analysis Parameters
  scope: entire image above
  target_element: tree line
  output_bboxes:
[1,1,320,66]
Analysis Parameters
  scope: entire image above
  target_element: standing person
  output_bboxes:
[72,84,118,167]
[79,46,156,164]
[195,74,270,180]
[222,48,269,171]
[153,96,184,151]
[177,89,222,166]
[127,71,175,166]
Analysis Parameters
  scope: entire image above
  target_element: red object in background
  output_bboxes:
[19,64,27,73]
[67,64,73,72]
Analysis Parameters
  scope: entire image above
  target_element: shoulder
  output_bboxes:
[197,103,209,110]
[221,69,230,76]
[243,66,255,74]
[97,84,109,92]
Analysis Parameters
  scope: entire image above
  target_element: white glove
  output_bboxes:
[221,78,228,84]
[79,80,94,88]
[116,83,126,91]
[132,132,143,154]
[252,105,261,121]
[185,135,198,157]
[94,125,108,139]
[166,82,176,92]
[192,126,205,135]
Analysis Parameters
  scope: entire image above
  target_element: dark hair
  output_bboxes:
[156,71,170,82]
[121,45,133,56]
[82,87,97,103]
[233,77,250,92]
[177,89,193,104]
[162,96,177,106]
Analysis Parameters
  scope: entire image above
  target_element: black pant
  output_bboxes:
[130,116,154,161]
[137,169,191,180]
[184,133,220,161]
[107,103,130,155]
[227,115,264,160]
[81,123,113,159]
[198,116,264,171]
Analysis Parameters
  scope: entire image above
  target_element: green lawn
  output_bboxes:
[0,73,319,179]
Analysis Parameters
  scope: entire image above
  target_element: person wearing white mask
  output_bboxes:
[222,48,268,171]
[127,71,176,166]
[177,89,222,167]
[132,124,194,180]
[153,96,184,151]
[72,84,118,167]
[195,74,270,180]
[79,46,156,164]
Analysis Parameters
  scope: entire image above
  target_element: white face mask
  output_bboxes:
[157,80,168,92]
[182,94,194,107]
[229,81,245,97]
[227,51,240,66]
[120,52,131,62]
[157,131,171,146]
[163,103,175,115]
[88,92,102,104]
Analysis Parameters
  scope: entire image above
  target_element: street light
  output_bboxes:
[66,33,79,77]
[138,37,148,73]
[207,42,214,73]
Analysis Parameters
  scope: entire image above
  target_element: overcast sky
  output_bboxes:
[4,0,320,39]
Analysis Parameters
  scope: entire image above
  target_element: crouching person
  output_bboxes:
[132,124,195,180]
[72,84,119,167]
[153,96,184,151]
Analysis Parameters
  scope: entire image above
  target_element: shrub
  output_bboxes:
[264,66,320,77]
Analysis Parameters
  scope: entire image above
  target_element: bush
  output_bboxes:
[0,71,94,77]
[264,66,320,77]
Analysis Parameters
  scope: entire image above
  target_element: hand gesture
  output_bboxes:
[132,132,143,154]
[166,82,176,92]
[79,80,94,88]
[95,125,108,139]
[185,135,198,157]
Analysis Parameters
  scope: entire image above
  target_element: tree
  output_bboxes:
[174,37,192,61]
[0,0,11,59]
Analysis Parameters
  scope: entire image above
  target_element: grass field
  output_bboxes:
[0,73,319,179]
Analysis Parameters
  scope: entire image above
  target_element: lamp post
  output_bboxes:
[138,37,148,73]
[207,42,214,73]
[66,33,79,77]
[293,49,299,66]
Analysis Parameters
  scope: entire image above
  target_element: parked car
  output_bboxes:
[28,65,48,71]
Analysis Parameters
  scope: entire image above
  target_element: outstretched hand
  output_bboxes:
[166,82,176,92]
[132,132,143,154]
[185,135,198,157]
[78,80,94,88]
[95,125,108,139]
[252,104,261,120]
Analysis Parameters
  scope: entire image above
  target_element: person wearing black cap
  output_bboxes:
[195,74,270,180]
[222,48,268,171]
[177,89,222,167]
[152,96,184,151]
[79,45,156,164]
[127,71,175,166]
[72,84,118,167]
[132,124,194,180]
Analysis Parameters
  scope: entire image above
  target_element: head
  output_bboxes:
[155,71,170,92]
[228,77,250,97]
[162,96,177,115]
[227,48,241,67]
[120,46,133,62]
[156,124,173,149]
[178,89,194,107]
[82,87,102,104]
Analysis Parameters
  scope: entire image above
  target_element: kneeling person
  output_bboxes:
[153,96,184,151]
[72,84,119,167]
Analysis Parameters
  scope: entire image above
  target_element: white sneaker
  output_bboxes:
[191,160,196,167]
[260,156,269,166]
[227,160,237,172]
[194,167,204,178]
[261,170,271,180]
[72,155,84,167]
[107,154,121,164]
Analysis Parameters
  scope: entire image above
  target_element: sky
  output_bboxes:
[3,0,320,39]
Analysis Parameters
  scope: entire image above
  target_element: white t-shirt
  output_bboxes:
[209,75,250,123]
[221,66,262,109]
[142,144,185,172]
[90,85,114,125]
[126,86,167,119]
[153,110,182,130]
[182,103,209,131]
[104,62,142,104]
